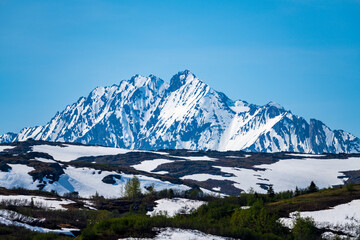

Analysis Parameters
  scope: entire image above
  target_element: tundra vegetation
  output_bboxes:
[0,181,359,240]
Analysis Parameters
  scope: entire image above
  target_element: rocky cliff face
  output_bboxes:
[1,70,359,153]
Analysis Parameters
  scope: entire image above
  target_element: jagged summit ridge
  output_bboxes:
[169,70,196,90]
[1,70,359,154]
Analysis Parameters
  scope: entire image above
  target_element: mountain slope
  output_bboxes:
[1,140,360,196]
[1,70,359,153]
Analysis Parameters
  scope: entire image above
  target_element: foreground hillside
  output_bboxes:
[1,70,359,153]
[1,140,360,197]
[0,182,359,239]
[0,140,359,239]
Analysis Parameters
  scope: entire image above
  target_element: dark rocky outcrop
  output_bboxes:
[102,174,121,184]
[0,162,11,172]
[28,163,65,183]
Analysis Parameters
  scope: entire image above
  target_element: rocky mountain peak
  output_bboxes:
[169,70,198,91]
[266,101,284,110]
[0,71,358,154]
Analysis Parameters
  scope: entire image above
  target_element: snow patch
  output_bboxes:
[152,171,169,175]
[32,157,56,163]
[0,214,78,236]
[181,157,360,194]
[0,209,44,223]
[280,199,360,238]
[132,159,174,172]
[119,227,231,240]
[0,146,15,152]
[147,198,206,217]
[0,195,75,210]
[286,153,326,157]
[32,144,134,162]
[181,173,224,182]
[179,156,217,161]
[0,164,38,190]
[230,100,250,113]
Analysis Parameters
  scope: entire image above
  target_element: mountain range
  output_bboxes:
[1,70,359,154]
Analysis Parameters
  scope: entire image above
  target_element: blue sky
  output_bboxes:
[0,0,359,136]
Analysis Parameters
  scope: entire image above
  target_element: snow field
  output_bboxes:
[0,164,39,190]
[181,157,360,193]
[41,166,190,198]
[0,164,190,198]
[32,144,134,162]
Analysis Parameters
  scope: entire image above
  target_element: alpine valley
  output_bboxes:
[1,70,359,154]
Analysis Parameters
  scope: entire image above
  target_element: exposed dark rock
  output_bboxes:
[25,151,54,160]
[257,183,271,190]
[75,152,180,166]
[37,183,46,190]
[0,162,11,172]
[183,179,243,195]
[28,163,65,183]
[341,170,360,184]
[102,174,121,184]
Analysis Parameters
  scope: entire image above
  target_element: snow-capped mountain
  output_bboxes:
[1,70,359,153]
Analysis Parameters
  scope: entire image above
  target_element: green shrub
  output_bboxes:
[125,176,141,199]
[230,200,283,236]
[292,213,318,240]
[32,233,69,240]
[307,181,319,193]
[346,183,355,192]
[82,214,156,239]
[80,227,97,240]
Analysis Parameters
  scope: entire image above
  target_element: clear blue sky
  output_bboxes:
[0,0,359,137]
